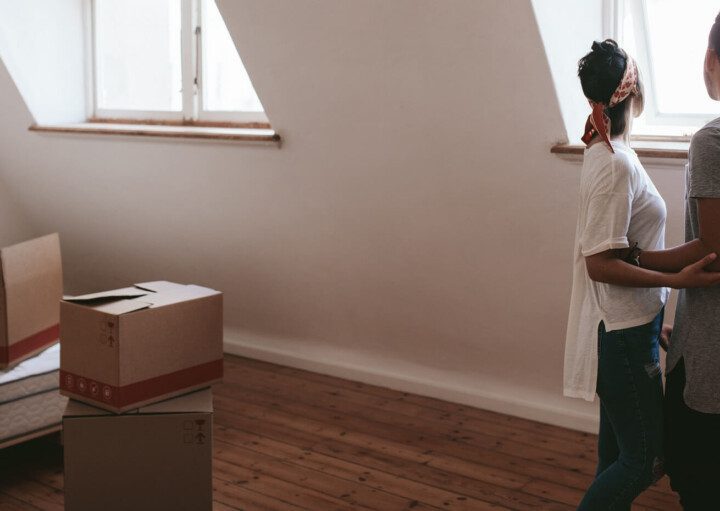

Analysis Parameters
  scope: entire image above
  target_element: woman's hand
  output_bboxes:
[668,253,720,289]
[660,324,672,352]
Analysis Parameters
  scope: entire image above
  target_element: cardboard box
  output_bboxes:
[63,388,213,511]
[60,281,223,412]
[0,233,63,369]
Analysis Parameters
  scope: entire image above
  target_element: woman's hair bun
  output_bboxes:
[591,39,620,54]
[578,38,633,136]
[578,39,627,104]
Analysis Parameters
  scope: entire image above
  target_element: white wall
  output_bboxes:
[0,0,689,432]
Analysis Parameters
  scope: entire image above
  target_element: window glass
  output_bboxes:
[621,4,638,64]
[643,0,718,115]
[200,0,263,112]
[95,0,182,111]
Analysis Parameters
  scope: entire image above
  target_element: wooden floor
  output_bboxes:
[0,354,681,510]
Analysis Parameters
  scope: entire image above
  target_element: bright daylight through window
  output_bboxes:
[612,0,720,137]
[93,0,265,124]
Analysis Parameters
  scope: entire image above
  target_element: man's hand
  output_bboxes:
[669,253,720,289]
[660,324,672,352]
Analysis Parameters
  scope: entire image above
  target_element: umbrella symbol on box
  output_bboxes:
[195,432,206,444]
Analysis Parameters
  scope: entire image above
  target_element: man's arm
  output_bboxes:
[640,198,720,272]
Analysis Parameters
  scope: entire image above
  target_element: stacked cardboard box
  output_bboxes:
[60,281,223,511]
[64,389,213,511]
[0,233,63,369]
[0,234,64,449]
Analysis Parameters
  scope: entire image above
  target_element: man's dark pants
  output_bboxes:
[665,358,720,509]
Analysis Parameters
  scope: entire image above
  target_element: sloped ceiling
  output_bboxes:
[531,0,604,143]
[0,0,86,124]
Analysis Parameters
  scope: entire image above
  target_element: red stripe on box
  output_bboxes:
[0,324,59,365]
[59,358,223,409]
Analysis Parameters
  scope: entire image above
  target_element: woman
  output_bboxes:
[564,40,720,510]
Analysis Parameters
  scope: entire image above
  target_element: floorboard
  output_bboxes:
[0,354,682,510]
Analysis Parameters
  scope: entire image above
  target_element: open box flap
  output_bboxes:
[64,399,117,418]
[0,233,63,345]
[1,233,62,286]
[63,287,150,302]
[139,388,213,413]
[140,284,220,308]
[134,281,186,293]
[63,282,220,312]
[92,299,152,316]
[64,388,213,417]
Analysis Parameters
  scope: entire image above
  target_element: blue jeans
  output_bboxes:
[577,309,665,511]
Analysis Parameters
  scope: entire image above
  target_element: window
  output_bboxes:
[90,0,266,125]
[608,0,719,137]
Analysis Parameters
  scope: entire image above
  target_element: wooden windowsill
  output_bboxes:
[29,122,281,145]
[551,140,689,160]
[87,117,272,129]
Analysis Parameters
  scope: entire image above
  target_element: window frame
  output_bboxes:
[605,0,716,137]
[86,0,268,126]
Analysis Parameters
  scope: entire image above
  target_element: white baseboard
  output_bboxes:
[223,330,599,434]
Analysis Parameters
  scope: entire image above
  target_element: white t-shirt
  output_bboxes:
[564,141,669,401]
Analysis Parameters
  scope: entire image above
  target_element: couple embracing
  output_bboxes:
[564,12,720,511]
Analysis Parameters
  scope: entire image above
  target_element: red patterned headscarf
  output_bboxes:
[581,55,639,153]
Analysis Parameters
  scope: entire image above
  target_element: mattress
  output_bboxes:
[0,342,67,447]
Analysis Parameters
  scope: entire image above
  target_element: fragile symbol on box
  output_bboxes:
[195,419,206,444]
[183,419,208,445]
[98,319,118,347]
[182,420,194,443]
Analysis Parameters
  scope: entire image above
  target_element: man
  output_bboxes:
[633,12,720,509]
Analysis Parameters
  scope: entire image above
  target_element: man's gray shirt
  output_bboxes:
[668,118,720,414]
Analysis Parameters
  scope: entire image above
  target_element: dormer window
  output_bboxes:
[90,0,266,126]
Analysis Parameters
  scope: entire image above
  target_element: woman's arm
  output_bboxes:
[640,198,720,272]
[585,249,720,288]
[638,239,708,272]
